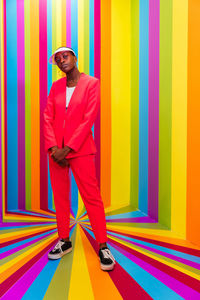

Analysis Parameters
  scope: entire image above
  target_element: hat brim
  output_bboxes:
[49,47,76,65]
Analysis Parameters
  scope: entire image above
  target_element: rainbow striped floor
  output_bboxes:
[1,206,200,299]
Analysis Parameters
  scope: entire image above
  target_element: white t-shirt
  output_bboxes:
[66,86,76,108]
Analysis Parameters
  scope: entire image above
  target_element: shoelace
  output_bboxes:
[101,249,116,263]
[52,240,64,252]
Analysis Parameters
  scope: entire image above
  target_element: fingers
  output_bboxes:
[57,159,70,168]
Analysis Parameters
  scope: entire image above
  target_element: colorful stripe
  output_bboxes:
[1,0,200,298]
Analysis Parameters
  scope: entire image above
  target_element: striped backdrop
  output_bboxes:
[0,0,200,298]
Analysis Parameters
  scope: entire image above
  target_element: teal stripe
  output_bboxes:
[138,0,149,214]
[6,0,18,210]
[47,0,53,210]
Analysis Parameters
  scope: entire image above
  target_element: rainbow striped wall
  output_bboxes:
[0,0,200,249]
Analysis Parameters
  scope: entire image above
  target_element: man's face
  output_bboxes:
[54,51,77,73]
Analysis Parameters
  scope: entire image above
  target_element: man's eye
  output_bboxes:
[63,55,68,58]
[55,58,60,63]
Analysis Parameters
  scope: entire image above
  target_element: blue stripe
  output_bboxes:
[47,0,53,210]
[89,0,94,76]
[138,0,149,213]
[89,0,95,136]
[6,0,18,210]
[106,210,145,220]
[70,1,79,219]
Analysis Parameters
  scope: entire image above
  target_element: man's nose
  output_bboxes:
[60,56,65,63]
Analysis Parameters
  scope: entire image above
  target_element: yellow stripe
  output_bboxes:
[78,0,84,72]
[111,0,131,207]
[0,225,56,242]
[0,0,5,220]
[56,0,63,79]
[171,0,188,237]
[68,226,94,299]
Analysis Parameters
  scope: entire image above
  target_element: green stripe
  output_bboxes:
[43,226,77,299]
[159,0,173,228]
[84,0,89,74]
[130,0,139,208]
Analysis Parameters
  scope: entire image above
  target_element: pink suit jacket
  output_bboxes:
[43,72,100,159]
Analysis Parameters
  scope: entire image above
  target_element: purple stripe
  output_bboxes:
[2,252,49,299]
[17,0,25,209]
[66,0,71,46]
[148,0,159,220]
[109,240,200,299]
[106,216,157,223]
[0,20,2,222]
[94,0,101,186]
[0,221,55,227]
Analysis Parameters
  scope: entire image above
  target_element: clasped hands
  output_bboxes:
[50,145,72,167]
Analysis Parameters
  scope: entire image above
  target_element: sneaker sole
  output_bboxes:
[48,247,72,260]
[99,257,116,271]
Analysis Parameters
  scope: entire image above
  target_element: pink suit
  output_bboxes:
[43,72,108,243]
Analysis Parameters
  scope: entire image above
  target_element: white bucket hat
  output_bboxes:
[49,47,76,65]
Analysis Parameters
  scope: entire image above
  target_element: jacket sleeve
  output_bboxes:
[65,79,100,152]
[43,82,58,153]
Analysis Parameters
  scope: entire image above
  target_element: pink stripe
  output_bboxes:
[3,0,8,213]
[17,0,25,210]
[148,0,159,220]
[66,0,71,46]
[0,16,2,221]
[94,0,101,185]
[39,0,48,210]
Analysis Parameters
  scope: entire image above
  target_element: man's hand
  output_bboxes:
[57,158,70,168]
[50,145,72,163]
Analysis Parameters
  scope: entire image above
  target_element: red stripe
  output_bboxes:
[3,0,8,214]
[82,226,152,299]
[94,0,101,186]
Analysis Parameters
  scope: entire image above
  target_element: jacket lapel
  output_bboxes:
[59,72,85,121]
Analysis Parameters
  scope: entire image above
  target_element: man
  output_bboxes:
[43,47,116,271]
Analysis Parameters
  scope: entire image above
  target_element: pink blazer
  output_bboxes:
[43,72,100,159]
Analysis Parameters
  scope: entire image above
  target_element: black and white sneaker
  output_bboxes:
[48,239,72,260]
[99,247,116,271]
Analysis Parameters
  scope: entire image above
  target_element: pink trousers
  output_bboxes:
[48,153,108,244]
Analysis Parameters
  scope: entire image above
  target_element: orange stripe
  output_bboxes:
[30,0,40,209]
[186,0,200,246]
[100,0,111,208]
[79,226,122,299]
[62,0,66,46]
